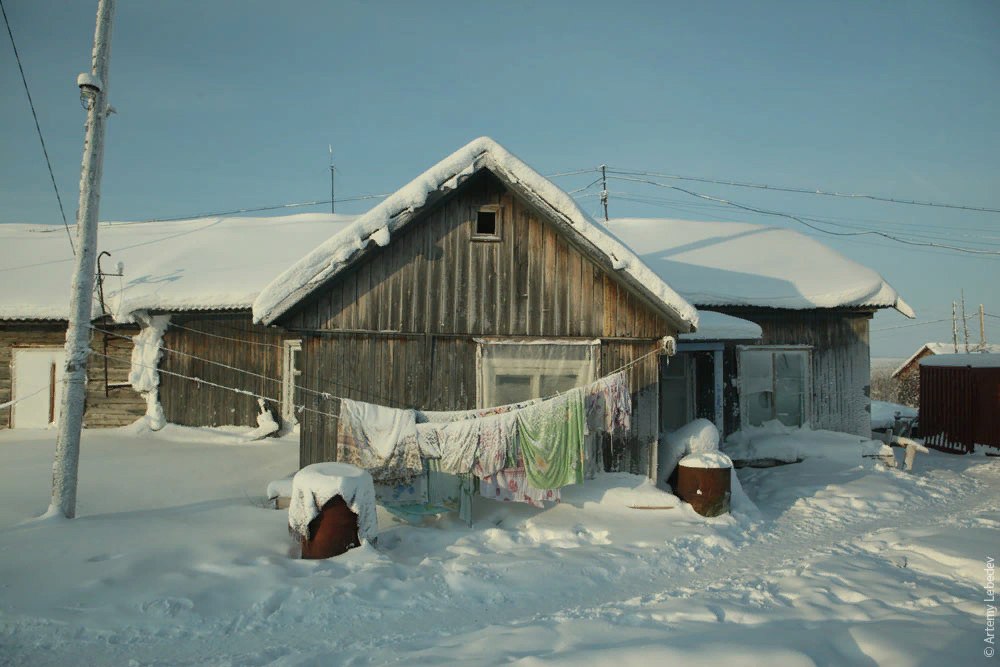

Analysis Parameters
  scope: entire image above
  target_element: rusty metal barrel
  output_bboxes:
[676,452,733,517]
[301,494,360,559]
[289,462,375,560]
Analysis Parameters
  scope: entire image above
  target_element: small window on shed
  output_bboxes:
[472,205,501,241]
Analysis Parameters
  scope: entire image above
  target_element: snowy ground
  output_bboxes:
[1,425,997,666]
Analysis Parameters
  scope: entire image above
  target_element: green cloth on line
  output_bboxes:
[517,389,586,490]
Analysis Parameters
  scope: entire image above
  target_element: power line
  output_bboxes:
[607,189,1000,248]
[1,0,74,255]
[544,168,601,179]
[606,175,1000,256]
[871,315,974,333]
[136,193,390,224]
[606,167,1000,214]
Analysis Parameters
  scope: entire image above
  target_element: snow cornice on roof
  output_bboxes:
[253,138,699,332]
[605,217,914,319]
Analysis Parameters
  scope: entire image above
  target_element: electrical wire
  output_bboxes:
[870,315,974,333]
[606,167,1000,214]
[136,193,390,224]
[544,168,600,179]
[1,0,74,255]
[605,175,1000,256]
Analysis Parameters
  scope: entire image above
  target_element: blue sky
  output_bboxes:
[2,0,998,357]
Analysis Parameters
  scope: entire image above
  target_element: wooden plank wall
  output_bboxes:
[159,312,286,427]
[284,171,667,339]
[1,322,145,429]
[601,340,662,479]
[713,307,874,436]
[297,333,665,471]
[298,334,478,467]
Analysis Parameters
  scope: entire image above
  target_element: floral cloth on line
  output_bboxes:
[479,466,559,508]
[336,399,423,485]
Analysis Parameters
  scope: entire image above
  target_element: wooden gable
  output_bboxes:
[282,170,673,339]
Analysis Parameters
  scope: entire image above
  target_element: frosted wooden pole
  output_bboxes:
[51,0,116,519]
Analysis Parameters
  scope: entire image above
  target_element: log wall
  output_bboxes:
[1,322,145,429]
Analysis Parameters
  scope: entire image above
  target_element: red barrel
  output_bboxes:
[300,495,360,559]
[676,463,731,517]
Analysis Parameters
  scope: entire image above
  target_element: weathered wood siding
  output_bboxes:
[713,307,874,436]
[1,322,145,429]
[159,313,287,427]
[284,171,677,473]
[284,171,666,339]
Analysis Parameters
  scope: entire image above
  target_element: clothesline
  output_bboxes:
[0,383,53,412]
[89,344,656,431]
[87,324,669,416]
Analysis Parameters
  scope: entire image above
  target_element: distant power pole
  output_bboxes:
[952,302,959,353]
[329,144,337,213]
[51,0,116,519]
[600,164,608,223]
[980,304,987,350]
[961,289,970,353]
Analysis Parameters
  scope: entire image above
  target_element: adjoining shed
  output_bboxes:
[253,137,698,481]
[608,217,913,440]
[920,353,1000,453]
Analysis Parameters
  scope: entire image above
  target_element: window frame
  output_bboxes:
[475,339,599,408]
[471,204,503,242]
[737,345,812,429]
[281,339,303,424]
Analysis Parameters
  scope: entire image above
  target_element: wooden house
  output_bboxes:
[0,214,356,430]
[252,138,698,480]
[610,218,914,439]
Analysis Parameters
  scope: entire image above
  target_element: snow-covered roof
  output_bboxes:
[0,213,357,322]
[892,342,1000,377]
[920,352,1000,368]
[678,310,762,341]
[253,138,699,331]
[606,218,914,318]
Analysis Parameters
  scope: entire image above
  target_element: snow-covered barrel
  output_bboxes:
[288,463,377,559]
[676,451,732,517]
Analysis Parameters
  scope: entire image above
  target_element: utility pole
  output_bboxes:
[51,0,115,519]
[980,304,987,350]
[961,289,970,353]
[600,164,609,223]
[952,302,959,353]
[329,144,337,213]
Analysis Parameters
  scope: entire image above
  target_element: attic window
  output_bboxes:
[472,205,501,241]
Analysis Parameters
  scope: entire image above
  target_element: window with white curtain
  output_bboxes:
[476,340,599,408]
[738,347,811,428]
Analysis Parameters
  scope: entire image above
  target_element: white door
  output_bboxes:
[11,347,66,428]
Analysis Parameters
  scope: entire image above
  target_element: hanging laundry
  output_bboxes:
[435,418,481,474]
[479,465,560,508]
[516,389,586,490]
[336,399,422,485]
[472,411,517,479]
[340,398,416,456]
